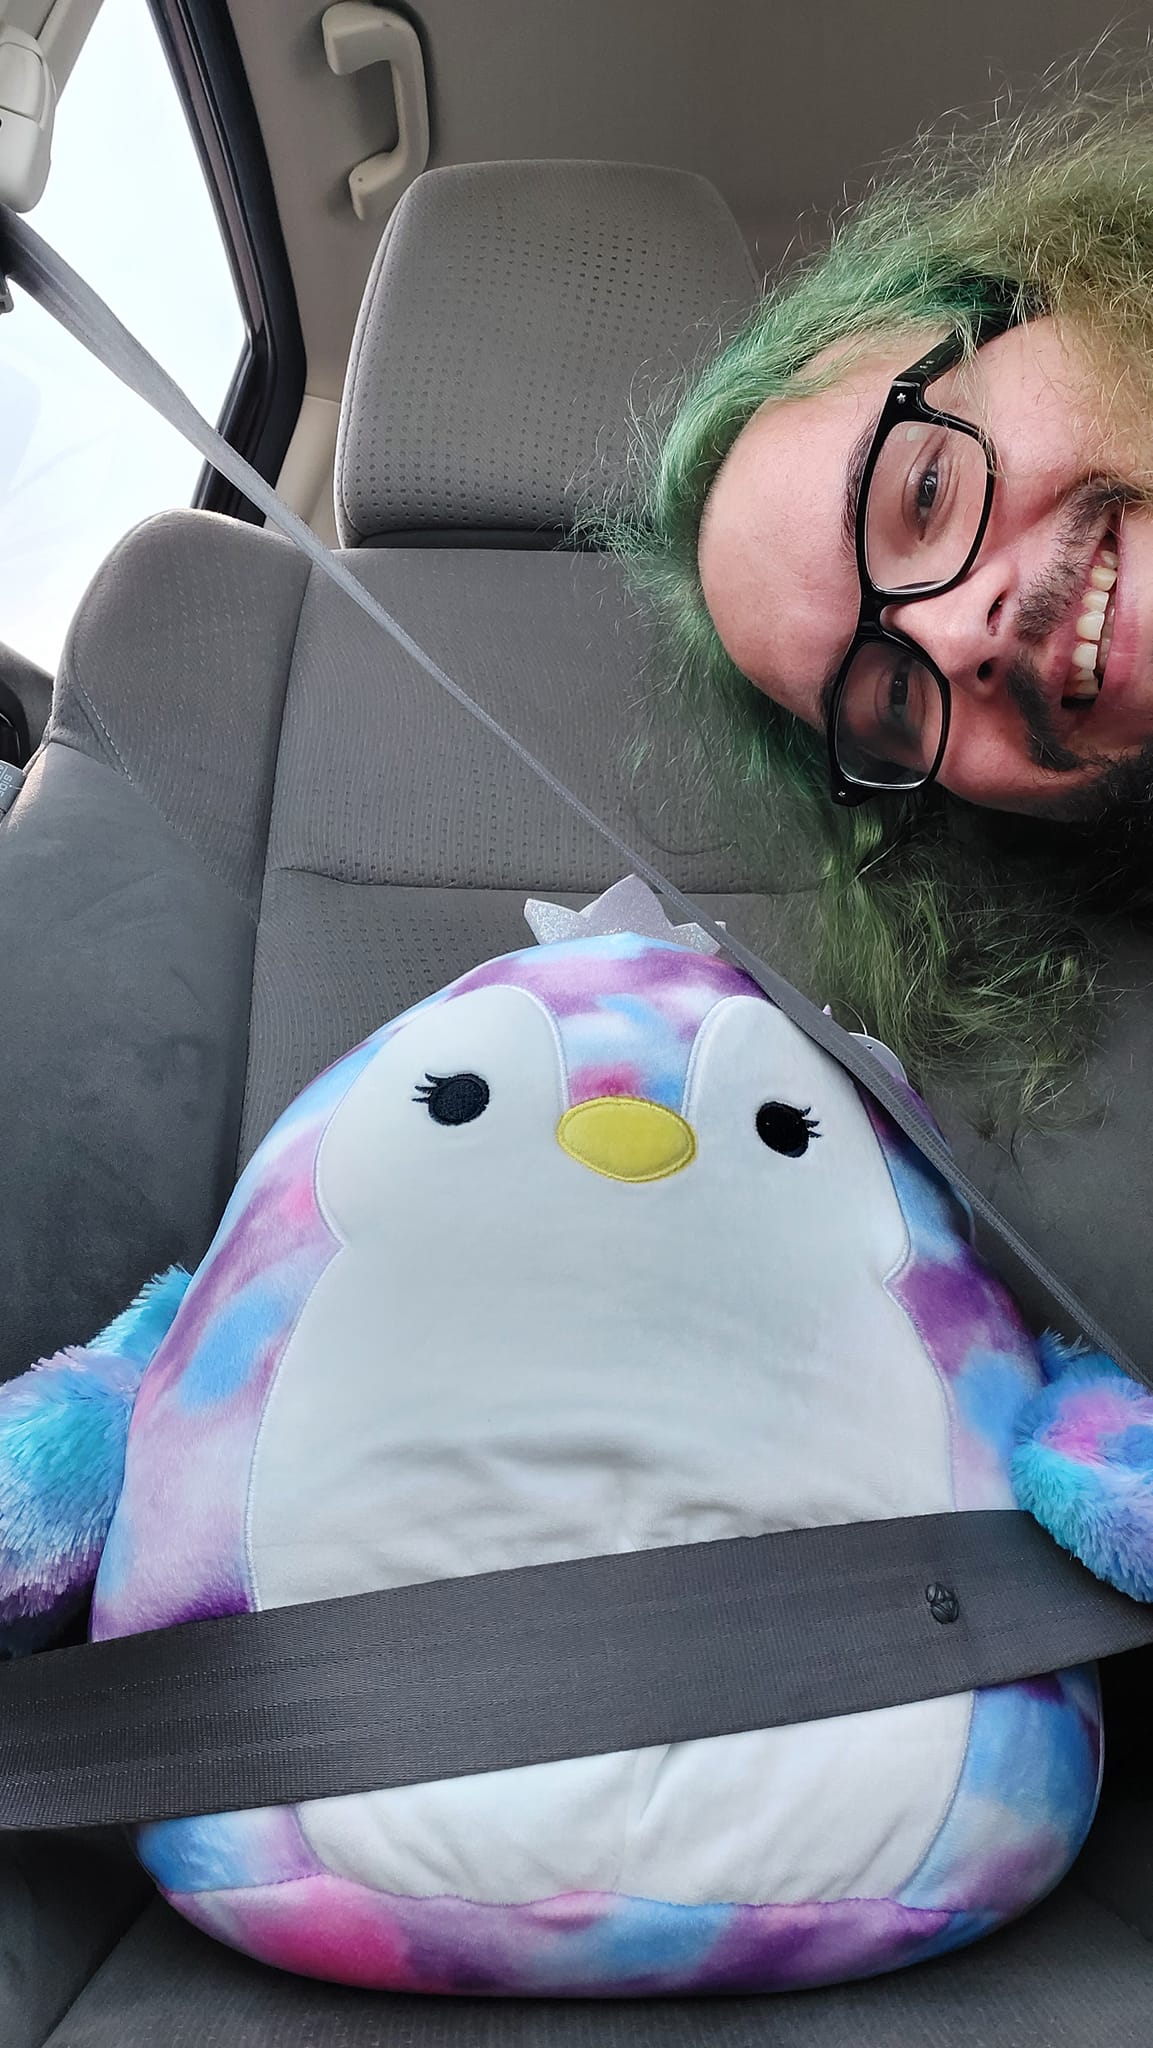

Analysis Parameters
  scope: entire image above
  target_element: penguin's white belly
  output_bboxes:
[245,1214,964,1907]
[294,1693,971,1907]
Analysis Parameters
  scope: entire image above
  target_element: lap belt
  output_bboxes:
[0,210,1150,1831]
[2,1511,1151,1830]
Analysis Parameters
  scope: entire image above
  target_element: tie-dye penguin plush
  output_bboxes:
[0,879,1140,1997]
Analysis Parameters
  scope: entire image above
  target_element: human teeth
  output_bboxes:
[1061,533,1119,702]
[1098,596,1116,671]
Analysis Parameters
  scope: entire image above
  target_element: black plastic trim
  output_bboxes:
[147,0,307,521]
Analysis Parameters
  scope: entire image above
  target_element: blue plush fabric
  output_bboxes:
[90,1266,192,1361]
[1035,1330,1127,1387]
[0,1267,189,1649]
[1013,1343,1153,1601]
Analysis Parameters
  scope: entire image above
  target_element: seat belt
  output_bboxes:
[2,1510,1151,1830]
[0,209,1151,1835]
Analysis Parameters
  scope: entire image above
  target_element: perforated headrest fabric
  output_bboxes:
[334,160,759,546]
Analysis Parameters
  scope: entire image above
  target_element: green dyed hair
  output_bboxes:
[605,59,1153,1125]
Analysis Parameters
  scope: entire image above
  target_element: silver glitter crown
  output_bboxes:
[524,875,721,956]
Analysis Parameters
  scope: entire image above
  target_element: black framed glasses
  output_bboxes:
[827,308,1015,806]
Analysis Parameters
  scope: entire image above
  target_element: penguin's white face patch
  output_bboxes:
[248,982,952,1622]
[315,984,567,1246]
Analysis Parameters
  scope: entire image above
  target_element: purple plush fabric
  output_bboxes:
[80,932,1101,1995]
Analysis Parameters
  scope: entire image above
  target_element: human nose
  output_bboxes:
[883,561,1009,701]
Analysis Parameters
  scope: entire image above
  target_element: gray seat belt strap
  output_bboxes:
[1,1509,1150,1830]
[0,205,1142,1385]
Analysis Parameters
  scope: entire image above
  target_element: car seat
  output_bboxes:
[1,159,1152,2047]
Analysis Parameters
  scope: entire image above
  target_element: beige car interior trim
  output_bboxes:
[222,0,1131,532]
[274,392,340,542]
[321,3,430,223]
[0,0,101,91]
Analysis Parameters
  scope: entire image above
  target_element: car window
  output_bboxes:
[0,0,246,672]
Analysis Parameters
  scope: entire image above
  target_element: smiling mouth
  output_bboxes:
[1060,531,1119,710]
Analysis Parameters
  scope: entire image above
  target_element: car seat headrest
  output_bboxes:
[334,159,759,549]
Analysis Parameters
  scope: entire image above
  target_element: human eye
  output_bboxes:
[913,456,940,522]
[873,656,923,742]
[879,661,910,727]
[903,428,953,537]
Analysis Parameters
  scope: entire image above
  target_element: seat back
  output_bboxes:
[335,159,758,546]
[0,161,761,1374]
[4,154,1153,1379]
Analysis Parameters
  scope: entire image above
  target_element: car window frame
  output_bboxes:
[148,0,306,522]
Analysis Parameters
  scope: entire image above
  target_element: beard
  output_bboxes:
[1056,741,1153,904]
[968,732,1153,917]
[991,484,1153,840]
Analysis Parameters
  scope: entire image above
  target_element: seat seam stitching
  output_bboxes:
[233,559,318,1164]
[68,673,134,784]
[262,863,797,894]
[48,739,258,929]
[253,558,315,898]
[58,530,313,925]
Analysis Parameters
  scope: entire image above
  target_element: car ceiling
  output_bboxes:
[225,0,1125,407]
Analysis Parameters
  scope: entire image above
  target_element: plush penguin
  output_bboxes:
[0,879,1135,1997]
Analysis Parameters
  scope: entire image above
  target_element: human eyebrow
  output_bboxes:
[811,415,881,725]
[841,412,880,558]
[817,665,841,727]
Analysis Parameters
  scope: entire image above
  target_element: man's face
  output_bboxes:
[697,317,1153,817]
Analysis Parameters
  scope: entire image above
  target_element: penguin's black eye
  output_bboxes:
[755,1101,820,1158]
[414,1072,491,1126]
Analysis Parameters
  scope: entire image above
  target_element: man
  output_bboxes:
[618,77,1153,1114]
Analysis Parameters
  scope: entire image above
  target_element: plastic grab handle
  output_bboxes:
[321,3,430,224]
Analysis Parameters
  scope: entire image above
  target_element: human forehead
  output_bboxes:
[702,327,954,572]
[703,313,1085,551]
[695,337,916,698]
[696,316,1078,702]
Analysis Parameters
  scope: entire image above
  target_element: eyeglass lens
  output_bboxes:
[864,416,989,592]
[836,391,989,790]
[833,642,946,789]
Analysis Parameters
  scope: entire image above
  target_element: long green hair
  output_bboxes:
[605,61,1153,1125]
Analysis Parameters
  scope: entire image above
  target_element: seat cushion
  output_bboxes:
[0,513,310,1381]
[0,1833,147,2048]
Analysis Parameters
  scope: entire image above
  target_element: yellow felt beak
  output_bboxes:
[556,1096,696,1183]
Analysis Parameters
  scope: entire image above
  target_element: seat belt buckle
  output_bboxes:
[0,761,25,818]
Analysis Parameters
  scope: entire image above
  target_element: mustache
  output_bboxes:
[1002,661,1085,774]
[1013,483,1128,643]
[1002,483,1142,777]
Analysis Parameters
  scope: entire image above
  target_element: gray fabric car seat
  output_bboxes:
[335,158,758,547]
[2,159,1153,2046]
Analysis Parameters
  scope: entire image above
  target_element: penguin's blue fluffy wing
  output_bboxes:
[1012,1335,1153,1601]
[0,1267,190,1652]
